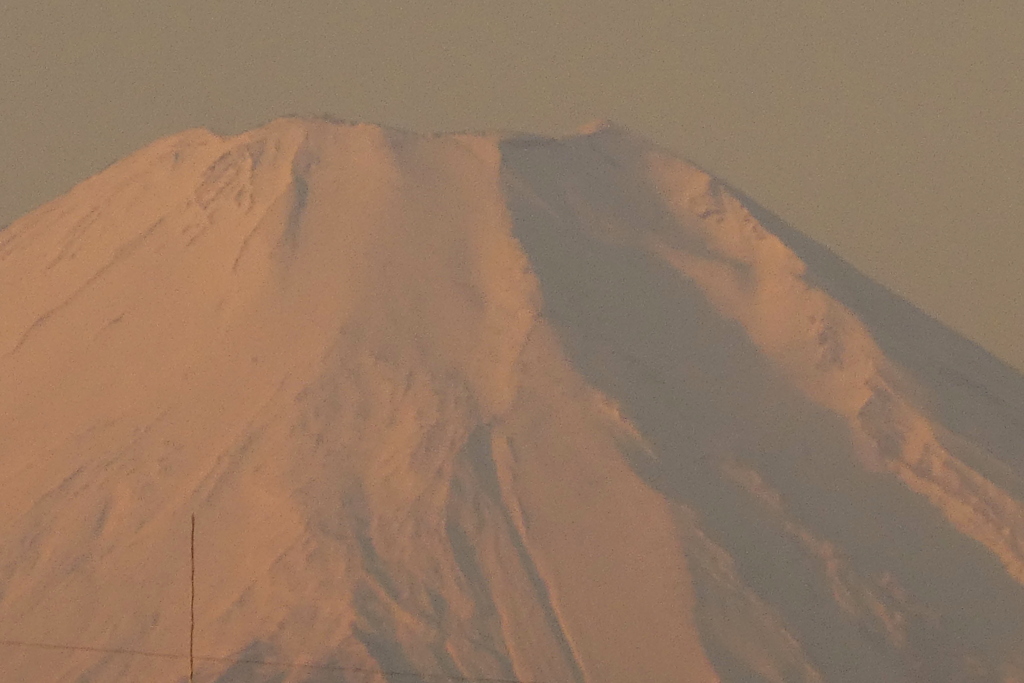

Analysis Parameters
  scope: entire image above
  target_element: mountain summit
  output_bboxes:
[2,118,1023,682]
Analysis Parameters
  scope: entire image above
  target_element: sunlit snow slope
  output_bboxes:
[2,118,1023,683]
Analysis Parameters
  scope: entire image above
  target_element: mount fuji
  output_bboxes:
[2,117,1023,682]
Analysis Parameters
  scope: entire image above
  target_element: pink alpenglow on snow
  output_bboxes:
[1,117,1023,682]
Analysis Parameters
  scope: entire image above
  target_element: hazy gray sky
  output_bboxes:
[2,0,1021,370]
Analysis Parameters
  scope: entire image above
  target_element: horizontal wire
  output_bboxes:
[0,638,536,683]
[0,638,180,660]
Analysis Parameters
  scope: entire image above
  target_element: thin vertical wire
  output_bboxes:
[190,514,195,683]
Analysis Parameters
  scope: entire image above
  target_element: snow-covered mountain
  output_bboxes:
[2,117,1022,683]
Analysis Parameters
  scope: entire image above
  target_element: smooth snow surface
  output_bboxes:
[2,118,1023,683]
